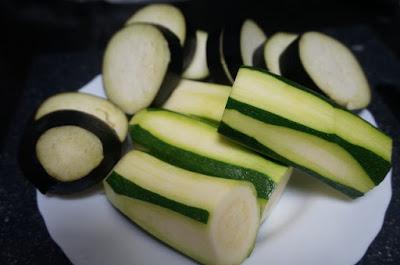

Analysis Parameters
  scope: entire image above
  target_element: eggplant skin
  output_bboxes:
[19,110,122,194]
[206,30,232,85]
[279,38,321,93]
[252,41,266,69]
[151,24,183,107]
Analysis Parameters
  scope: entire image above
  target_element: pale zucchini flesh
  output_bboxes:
[182,30,210,80]
[240,19,267,66]
[104,150,259,265]
[162,79,230,122]
[264,32,298,75]
[220,67,392,197]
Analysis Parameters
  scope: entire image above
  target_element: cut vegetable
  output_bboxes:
[240,19,267,66]
[219,67,392,197]
[182,30,209,80]
[104,150,259,265]
[103,23,182,115]
[19,110,122,194]
[129,108,291,219]
[206,29,232,85]
[253,32,298,74]
[215,19,267,84]
[35,92,128,141]
[163,79,230,122]
[279,31,371,109]
[126,3,186,46]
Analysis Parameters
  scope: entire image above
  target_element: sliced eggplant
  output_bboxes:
[35,92,128,141]
[240,19,267,66]
[19,110,122,194]
[280,31,371,110]
[102,23,182,115]
[182,30,209,80]
[253,32,298,74]
[125,3,186,46]
[213,19,266,84]
[206,29,232,85]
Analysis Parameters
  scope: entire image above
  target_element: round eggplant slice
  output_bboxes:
[253,32,298,74]
[240,19,267,66]
[280,31,371,110]
[206,29,232,85]
[103,23,182,115]
[211,19,266,84]
[19,110,122,194]
[125,3,186,46]
[35,92,128,142]
[182,30,209,80]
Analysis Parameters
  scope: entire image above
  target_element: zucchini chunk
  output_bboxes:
[19,110,122,194]
[219,67,392,198]
[35,92,128,141]
[280,31,371,110]
[240,19,267,66]
[125,3,186,46]
[104,150,259,265]
[253,32,298,75]
[129,108,291,220]
[163,79,230,123]
[103,23,182,115]
[182,30,210,80]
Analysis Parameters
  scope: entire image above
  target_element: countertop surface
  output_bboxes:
[0,1,399,264]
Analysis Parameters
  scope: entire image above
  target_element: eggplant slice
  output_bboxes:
[280,31,371,110]
[19,110,122,194]
[125,3,186,46]
[103,23,182,115]
[182,30,209,80]
[260,32,298,74]
[35,92,128,141]
[240,19,267,66]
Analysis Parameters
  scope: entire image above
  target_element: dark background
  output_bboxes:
[0,0,400,264]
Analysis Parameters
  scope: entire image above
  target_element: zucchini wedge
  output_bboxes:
[162,79,230,123]
[125,3,186,46]
[35,92,128,141]
[219,66,392,198]
[280,31,371,110]
[129,108,291,220]
[182,30,209,80]
[104,150,259,265]
[103,23,182,115]
[253,32,298,75]
[19,110,122,194]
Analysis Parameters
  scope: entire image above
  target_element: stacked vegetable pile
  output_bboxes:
[19,3,392,265]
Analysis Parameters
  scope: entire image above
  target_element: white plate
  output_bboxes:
[37,75,392,265]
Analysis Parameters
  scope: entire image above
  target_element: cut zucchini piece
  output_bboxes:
[125,3,186,46]
[182,30,209,80]
[103,23,182,115]
[219,67,392,197]
[19,110,122,194]
[280,31,371,110]
[129,109,291,218]
[162,79,230,122]
[104,150,259,265]
[240,19,267,66]
[262,32,298,74]
[35,92,128,141]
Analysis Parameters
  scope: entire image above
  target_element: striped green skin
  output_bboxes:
[219,66,392,197]
[129,109,289,207]
[106,172,209,223]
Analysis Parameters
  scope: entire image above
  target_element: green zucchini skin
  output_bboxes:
[19,110,122,194]
[219,66,392,197]
[106,172,209,223]
[128,109,290,209]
